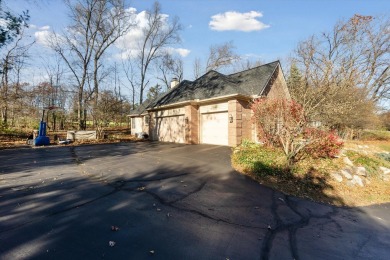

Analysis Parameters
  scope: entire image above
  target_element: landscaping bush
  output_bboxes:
[376,153,390,162]
[251,98,344,164]
[303,128,344,159]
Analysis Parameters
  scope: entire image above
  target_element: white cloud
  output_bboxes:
[34,30,54,47]
[165,47,191,57]
[209,11,270,32]
[175,48,191,57]
[115,8,185,59]
[39,25,50,31]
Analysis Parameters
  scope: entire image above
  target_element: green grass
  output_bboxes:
[377,143,390,152]
[232,142,287,176]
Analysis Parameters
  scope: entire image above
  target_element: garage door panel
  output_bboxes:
[201,112,228,145]
[156,116,185,143]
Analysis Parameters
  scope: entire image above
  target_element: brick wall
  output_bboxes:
[263,66,291,100]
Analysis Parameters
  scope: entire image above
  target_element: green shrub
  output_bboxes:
[376,153,390,162]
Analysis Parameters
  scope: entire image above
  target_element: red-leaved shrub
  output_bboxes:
[303,128,344,158]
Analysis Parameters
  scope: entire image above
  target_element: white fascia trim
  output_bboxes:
[147,94,250,111]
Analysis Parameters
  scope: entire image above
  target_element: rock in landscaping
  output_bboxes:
[343,157,354,167]
[379,166,390,175]
[355,166,367,177]
[331,173,343,182]
[352,175,364,187]
[341,169,353,180]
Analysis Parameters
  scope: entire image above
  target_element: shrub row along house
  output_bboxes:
[129,61,291,146]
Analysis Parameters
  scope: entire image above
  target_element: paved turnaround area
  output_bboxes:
[0,142,389,260]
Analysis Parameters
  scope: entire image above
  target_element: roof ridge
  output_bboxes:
[193,69,225,82]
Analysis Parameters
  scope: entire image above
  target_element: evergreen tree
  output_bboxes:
[0,0,29,49]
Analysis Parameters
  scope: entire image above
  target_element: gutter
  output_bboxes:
[147,93,251,112]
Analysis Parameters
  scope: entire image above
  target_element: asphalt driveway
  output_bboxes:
[0,142,389,259]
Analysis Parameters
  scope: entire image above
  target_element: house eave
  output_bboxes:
[147,93,251,111]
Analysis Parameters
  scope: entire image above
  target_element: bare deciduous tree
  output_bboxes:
[206,41,239,72]
[156,52,183,90]
[192,41,239,79]
[122,2,181,105]
[0,30,33,125]
[50,0,133,130]
[289,14,389,131]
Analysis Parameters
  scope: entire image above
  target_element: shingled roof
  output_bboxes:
[127,60,280,115]
[150,61,280,108]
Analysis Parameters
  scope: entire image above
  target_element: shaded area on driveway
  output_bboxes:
[0,142,389,259]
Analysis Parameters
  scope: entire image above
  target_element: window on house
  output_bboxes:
[131,118,137,129]
[144,115,150,126]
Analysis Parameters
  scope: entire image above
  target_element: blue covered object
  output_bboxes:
[34,121,50,146]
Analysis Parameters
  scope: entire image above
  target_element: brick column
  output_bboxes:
[148,111,156,141]
[228,99,252,146]
[228,100,242,146]
[239,100,252,141]
[185,104,199,144]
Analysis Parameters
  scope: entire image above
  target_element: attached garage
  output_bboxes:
[201,112,228,145]
[200,103,228,146]
[155,116,185,143]
[154,108,186,143]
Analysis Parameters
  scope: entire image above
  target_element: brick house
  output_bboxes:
[129,60,290,146]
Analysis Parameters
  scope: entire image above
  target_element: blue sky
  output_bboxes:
[5,0,390,86]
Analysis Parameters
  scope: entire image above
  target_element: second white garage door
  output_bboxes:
[201,112,228,145]
[156,116,185,143]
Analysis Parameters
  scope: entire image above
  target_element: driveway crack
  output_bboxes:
[260,192,341,260]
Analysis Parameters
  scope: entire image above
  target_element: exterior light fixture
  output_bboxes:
[229,114,233,123]
[185,117,189,124]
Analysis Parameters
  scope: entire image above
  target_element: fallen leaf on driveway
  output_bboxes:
[150,250,155,254]
[109,241,116,247]
[156,208,161,212]
[137,186,145,191]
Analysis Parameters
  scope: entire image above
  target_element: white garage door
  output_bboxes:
[156,116,185,143]
[201,112,228,145]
